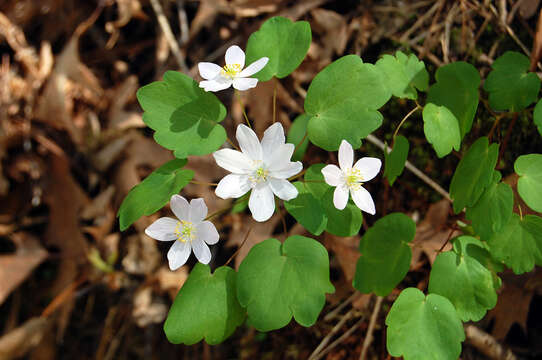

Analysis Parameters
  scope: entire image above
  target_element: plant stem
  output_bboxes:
[393,104,421,141]
[235,90,252,129]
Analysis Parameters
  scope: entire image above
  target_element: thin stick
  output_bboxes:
[149,0,188,72]
[309,309,355,360]
[227,137,241,152]
[41,275,87,318]
[235,90,252,129]
[465,324,517,360]
[273,83,277,123]
[224,228,252,267]
[324,292,360,321]
[190,180,218,186]
[312,316,366,360]
[438,227,457,253]
[293,132,308,157]
[393,105,421,140]
[366,134,451,202]
[359,296,383,360]
[497,112,518,166]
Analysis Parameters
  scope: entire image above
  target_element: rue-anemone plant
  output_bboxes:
[117,15,542,359]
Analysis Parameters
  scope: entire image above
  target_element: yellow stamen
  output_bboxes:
[174,220,196,243]
[249,163,269,184]
[221,63,242,78]
[345,168,364,190]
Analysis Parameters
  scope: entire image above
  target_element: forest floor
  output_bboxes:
[1,0,542,359]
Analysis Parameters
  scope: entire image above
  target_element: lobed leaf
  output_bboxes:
[118,159,194,231]
[353,213,415,296]
[515,154,542,212]
[449,137,499,213]
[427,62,480,139]
[386,288,465,360]
[137,71,227,158]
[287,114,311,161]
[428,236,500,321]
[237,236,335,331]
[305,55,391,151]
[376,51,429,100]
[245,16,311,81]
[422,104,461,158]
[488,213,542,274]
[483,51,541,112]
[384,135,409,185]
[534,99,542,136]
[164,264,245,345]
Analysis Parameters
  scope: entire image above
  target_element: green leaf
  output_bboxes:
[483,51,541,112]
[428,236,500,321]
[353,213,415,296]
[422,103,461,158]
[305,55,391,150]
[534,99,542,136]
[449,137,499,213]
[427,62,480,138]
[386,288,465,360]
[164,264,245,345]
[245,16,311,81]
[237,236,335,331]
[284,182,327,235]
[287,114,310,161]
[515,154,542,212]
[488,213,542,274]
[118,159,194,231]
[384,135,409,185]
[466,179,513,241]
[305,164,363,236]
[376,51,429,99]
[137,71,227,158]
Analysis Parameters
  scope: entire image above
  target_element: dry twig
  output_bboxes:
[359,296,383,360]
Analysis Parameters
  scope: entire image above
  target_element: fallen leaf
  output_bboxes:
[324,233,360,282]
[132,286,168,327]
[154,265,189,300]
[0,232,48,306]
[0,317,50,360]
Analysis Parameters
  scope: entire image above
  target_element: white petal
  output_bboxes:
[233,77,258,91]
[269,161,303,179]
[192,238,212,264]
[170,194,189,221]
[215,174,251,199]
[265,143,294,170]
[145,217,178,241]
[354,157,382,182]
[338,140,354,170]
[197,221,219,245]
[198,62,222,80]
[269,178,298,201]
[199,79,232,92]
[238,57,269,77]
[213,149,252,173]
[261,122,286,155]
[236,124,262,160]
[248,184,275,222]
[225,45,245,68]
[351,186,376,215]
[189,198,208,222]
[167,240,191,270]
[333,185,349,210]
[321,164,343,187]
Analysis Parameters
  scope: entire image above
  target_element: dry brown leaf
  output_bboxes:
[231,0,283,17]
[324,233,360,282]
[0,232,48,306]
[226,213,281,269]
[277,0,329,21]
[107,75,144,131]
[154,265,189,300]
[530,9,542,71]
[411,200,455,267]
[122,234,161,275]
[310,8,349,57]
[132,286,168,327]
[105,0,146,48]
[0,317,50,360]
[486,269,541,340]
[520,0,541,19]
[91,134,133,172]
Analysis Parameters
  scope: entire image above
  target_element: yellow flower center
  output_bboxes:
[174,220,196,243]
[221,63,242,78]
[249,165,269,184]
[345,168,364,190]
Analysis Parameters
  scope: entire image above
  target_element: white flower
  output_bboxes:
[144,195,219,270]
[198,45,269,92]
[213,123,302,222]
[321,140,381,214]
